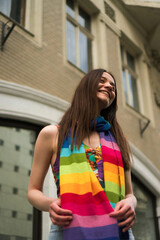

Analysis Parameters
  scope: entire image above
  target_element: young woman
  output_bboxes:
[28,69,136,240]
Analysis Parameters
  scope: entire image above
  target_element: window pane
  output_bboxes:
[0,126,37,240]
[78,8,90,31]
[120,45,124,63]
[0,0,12,16]
[79,31,91,73]
[66,20,76,65]
[132,178,157,240]
[127,51,135,71]
[0,0,26,26]
[66,0,75,18]
[122,68,128,104]
[128,73,139,111]
[131,76,139,111]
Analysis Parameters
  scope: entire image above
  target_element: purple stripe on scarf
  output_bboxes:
[64,224,119,240]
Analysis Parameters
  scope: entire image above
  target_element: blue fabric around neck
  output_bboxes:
[93,116,111,132]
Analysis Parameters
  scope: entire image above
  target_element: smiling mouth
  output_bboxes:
[98,90,110,98]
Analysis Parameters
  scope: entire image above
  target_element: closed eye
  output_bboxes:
[100,76,116,92]
[100,79,105,83]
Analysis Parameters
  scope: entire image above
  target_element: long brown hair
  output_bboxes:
[58,69,131,170]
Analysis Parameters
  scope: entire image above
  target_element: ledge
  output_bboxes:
[121,0,160,8]
[0,80,70,112]
[99,12,121,37]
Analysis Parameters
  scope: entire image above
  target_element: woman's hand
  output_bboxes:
[109,195,136,232]
[49,199,72,226]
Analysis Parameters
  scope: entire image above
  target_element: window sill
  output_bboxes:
[0,12,34,37]
[125,103,145,118]
[66,60,89,75]
[125,103,151,136]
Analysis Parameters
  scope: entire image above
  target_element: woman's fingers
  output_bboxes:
[50,200,72,216]
[109,204,130,219]
[109,199,136,232]
[118,209,136,232]
[114,206,135,221]
[118,212,136,227]
[119,213,136,232]
[49,199,72,226]
[50,215,71,226]
[121,217,136,232]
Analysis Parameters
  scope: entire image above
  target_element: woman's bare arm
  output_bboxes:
[27,125,58,211]
[27,125,72,226]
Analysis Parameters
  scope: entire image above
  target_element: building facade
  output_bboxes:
[0,0,160,239]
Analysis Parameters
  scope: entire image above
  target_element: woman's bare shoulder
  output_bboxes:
[37,125,59,146]
[40,124,58,136]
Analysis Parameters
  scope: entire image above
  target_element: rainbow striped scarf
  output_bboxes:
[60,116,126,240]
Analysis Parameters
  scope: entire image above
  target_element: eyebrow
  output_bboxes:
[101,76,115,86]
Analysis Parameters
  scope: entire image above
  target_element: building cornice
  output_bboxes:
[111,0,147,38]
[121,0,160,8]
[0,80,70,112]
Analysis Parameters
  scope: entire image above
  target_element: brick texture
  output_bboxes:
[0,0,160,171]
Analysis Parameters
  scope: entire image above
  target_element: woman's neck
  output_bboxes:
[83,131,100,149]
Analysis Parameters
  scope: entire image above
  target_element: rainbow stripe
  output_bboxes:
[60,131,125,240]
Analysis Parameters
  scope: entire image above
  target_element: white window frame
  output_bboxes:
[0,0,26,26]
[65,0,94,72]
[0,0,43,46]
[121,44,140,112]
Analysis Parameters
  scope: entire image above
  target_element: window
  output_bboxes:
[14,165,19,172]
[0,0,26,26]
[0,0,42,45]
[28,169,31,176]
[0,119,42,240]
[27,213,32,221]
[66,0,92,72]
[121,45,139,112]
[29,149,33,156]
[15,145,20,151]
[132,176,159,240]
[13,187,18,194]
[0,139,4,146]
[12,210,17,218]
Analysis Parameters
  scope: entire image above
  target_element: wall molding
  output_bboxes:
[0,80,69,112]
[130,142,160,197]
[99,12,120,37]
[0,80,70,240]
[0,80,69,126]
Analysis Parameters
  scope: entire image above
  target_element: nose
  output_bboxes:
[104,81,113,91]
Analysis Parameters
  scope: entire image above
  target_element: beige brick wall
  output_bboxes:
[0,0,160,171]
[0,0,83,103]
[105,26,160,171]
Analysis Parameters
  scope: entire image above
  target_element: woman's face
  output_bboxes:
[96,72,116,111]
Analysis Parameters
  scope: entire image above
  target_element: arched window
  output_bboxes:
[132,175,159,240]
[0,118,43,240]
